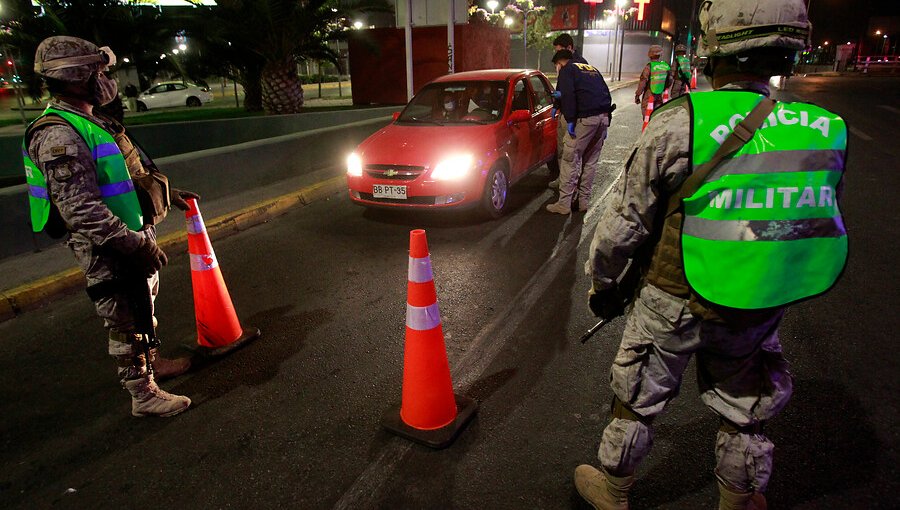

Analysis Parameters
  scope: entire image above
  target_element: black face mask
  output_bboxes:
[89,72,118,106]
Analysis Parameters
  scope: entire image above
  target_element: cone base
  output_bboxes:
[194,327,260,358]
[382,394,478,449]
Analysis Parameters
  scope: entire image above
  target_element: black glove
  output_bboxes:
[589,287,625,321]
[170,188,200,211]
[131,238,168,277]
[634,96,641,105]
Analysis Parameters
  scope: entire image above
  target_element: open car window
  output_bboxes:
[398,81,508,124]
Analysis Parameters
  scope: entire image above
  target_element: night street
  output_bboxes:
[1,77,897,509]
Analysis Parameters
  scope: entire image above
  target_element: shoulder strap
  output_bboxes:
[665,97,776,217]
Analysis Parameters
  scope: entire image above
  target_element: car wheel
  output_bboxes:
[481,164,509,219]
[136,102,147,112]
[186,97,201,107]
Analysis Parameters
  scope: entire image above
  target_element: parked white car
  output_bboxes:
[133,81,213,111]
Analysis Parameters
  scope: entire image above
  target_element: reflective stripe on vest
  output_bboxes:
[649,61,670,94]
[23,107,143,233]
[677,56,691,75]
[682,91,848,309]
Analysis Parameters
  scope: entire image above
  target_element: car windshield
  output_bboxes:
[398,81,508,124]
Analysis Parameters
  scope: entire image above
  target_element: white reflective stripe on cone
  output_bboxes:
[406,302,441,331]
[407,256,434,284]
[186,214,205,235]
[190,253,218,272]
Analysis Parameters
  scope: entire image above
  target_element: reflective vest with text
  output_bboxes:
[682,91,848,309]
[649,61,670,94]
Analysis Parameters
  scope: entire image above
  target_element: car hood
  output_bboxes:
[356,123,501,167]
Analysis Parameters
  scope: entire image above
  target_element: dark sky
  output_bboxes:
[665,0,900,46]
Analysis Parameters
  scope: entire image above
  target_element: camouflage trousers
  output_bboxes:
[558,114,609,208]
[597,284,792,493]
[68,227,160,358]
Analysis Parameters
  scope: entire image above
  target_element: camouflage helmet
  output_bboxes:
[697,0,810,58]
[648,45,663,58]
[34,36,116,83]
[675,44,688,54]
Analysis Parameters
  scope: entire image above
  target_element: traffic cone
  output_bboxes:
[662,87,670,104]
[691,67,698,89]
[185,198,259,357]
[382,229,477,449]
[641,95,655,132]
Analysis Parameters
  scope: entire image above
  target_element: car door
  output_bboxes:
[527,75,557,168]
[170,83,188,107]
[507,77,534,180]
[144,85,166,109]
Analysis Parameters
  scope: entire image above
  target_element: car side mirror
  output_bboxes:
[392,112,401,121]
[509,110,531,123]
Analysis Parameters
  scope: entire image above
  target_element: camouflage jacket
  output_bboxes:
[26,99,144,255]
[587,82,771,292]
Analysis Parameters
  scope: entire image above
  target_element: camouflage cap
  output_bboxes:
[648,45,663,58]
[675,44,688,53]
[34,36,115,83]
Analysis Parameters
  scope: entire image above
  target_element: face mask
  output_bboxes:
[90,72,118,106]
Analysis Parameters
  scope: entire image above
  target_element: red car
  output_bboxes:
[347,69,558,217]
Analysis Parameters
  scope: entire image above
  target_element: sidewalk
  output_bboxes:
[0,79,637,323]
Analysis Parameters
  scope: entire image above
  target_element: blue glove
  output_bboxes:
[551,107,558,119]
[567,121,576,137]
[551,90,562,99]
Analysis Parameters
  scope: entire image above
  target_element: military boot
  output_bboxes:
[149,348,191,381]
[718,480,767,510]
[123,374,191,417]
[574,464,634,510]
[546,202,572,215]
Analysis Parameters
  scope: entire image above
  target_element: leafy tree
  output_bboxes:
[187,0,390,115]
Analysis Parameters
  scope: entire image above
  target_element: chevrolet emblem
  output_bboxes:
[384,169,398,177]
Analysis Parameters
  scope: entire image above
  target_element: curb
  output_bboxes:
[0,175,346,323]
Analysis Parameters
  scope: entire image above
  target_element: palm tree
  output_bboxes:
[194,0,391,114]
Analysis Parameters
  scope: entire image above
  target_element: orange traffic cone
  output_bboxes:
[185,198,259,357]
[382,229,477,449]
[691,67,698,89]
[641,94,655,132]
[662,87,670,104]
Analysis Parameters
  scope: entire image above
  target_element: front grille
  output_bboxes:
[359,193,435,205]
[365,164,425,181]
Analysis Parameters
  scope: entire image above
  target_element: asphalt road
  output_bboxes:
[1,77,897,509]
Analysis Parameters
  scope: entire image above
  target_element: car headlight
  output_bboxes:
[431,154,474,181]
[347,152,363,177]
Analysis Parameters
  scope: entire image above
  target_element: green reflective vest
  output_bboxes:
[24,107,143,233]
[649,61,670,94]
[676,56,691,78]
[682,91,848,309]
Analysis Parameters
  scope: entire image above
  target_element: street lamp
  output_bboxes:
[881,34,889,56]
[504,16,513,27]
[615,0,629,82]
[353,20,363,29]
[487,0,498,15]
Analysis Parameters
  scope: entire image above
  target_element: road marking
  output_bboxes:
[332,175,623,509]
[849,126,873,141]
[877,105,900,115]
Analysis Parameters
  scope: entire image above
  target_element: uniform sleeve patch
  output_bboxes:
[50,146,67,157]
[48,161,73,181]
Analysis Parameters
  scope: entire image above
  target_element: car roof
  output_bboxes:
[430,69,540,83]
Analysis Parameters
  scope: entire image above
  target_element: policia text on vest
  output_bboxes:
[677,91,848,310]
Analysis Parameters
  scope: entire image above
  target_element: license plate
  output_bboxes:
[373,184,407,200]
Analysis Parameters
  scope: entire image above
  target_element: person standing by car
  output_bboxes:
[575,1,847,508]
[124,83,138,113]
[549,33,590,189]
[546,49,612,215]
[24,36,200,418]
[635,45,671,113]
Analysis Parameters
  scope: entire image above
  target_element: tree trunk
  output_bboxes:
[261,57,304,115]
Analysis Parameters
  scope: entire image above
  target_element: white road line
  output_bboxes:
[333,174,624,510]
[849,126,873,141]
[876,104,900,115]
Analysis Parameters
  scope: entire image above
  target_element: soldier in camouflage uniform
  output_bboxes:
[670,44,693,100]
[575,1,816,509]
[25,36,197,417]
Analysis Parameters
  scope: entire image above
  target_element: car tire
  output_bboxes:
[136,102,148,112]
[481,164,509,219]
[186,97,201,107]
